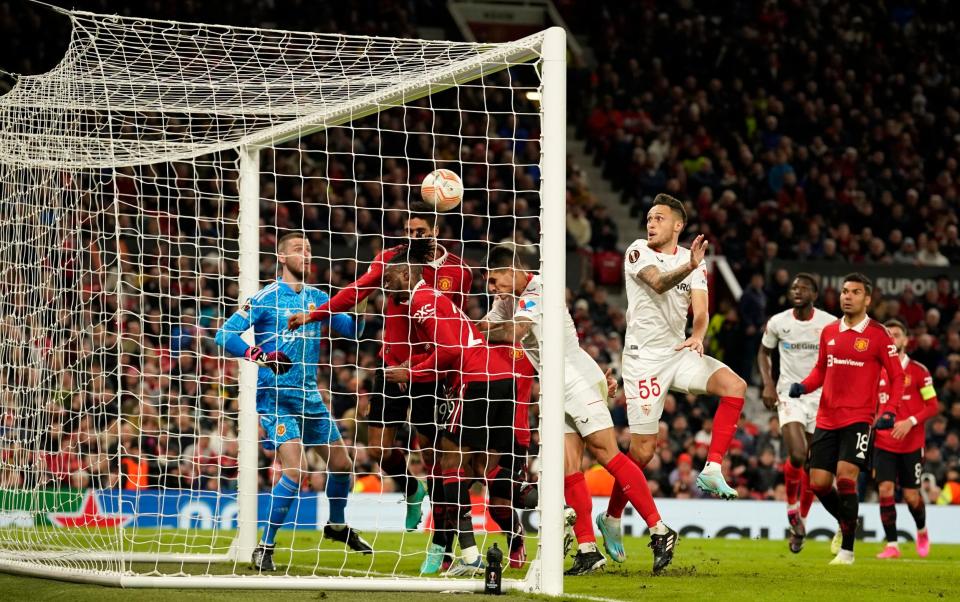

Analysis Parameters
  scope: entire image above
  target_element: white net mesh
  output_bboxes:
[0,7,555,591]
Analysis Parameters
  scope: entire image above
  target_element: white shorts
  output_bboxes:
[563,363,613,438]
[623,349,726,435]
[776,387,819,434]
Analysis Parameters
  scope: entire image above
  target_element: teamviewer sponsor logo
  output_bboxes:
[826,355,865,368]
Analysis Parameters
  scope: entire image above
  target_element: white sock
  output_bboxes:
[886,542,899,549]
[703,461,720,473]
[787,502,799,513]
[603,513,621,527]
[649,521,668,536]
[462,545,480,564]
[578,542,598,554]
[837,549,854,560]
[328,523,345,531]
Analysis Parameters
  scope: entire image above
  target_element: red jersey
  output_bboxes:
[406,281,513,385]
[489,344,536,447]
[875,357,939,453]
[318,243,471,366]
[801,316,905,430]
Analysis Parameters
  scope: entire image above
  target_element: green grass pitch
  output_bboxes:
[0,532,956,601]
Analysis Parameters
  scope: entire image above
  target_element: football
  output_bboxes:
[419,168,463,211]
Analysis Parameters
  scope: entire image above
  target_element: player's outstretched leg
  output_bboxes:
[699,368,745,499]
[590,430,676,573]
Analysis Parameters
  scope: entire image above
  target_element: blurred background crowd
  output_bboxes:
[1,0,959,507]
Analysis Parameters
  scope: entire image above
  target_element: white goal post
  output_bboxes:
[0,7,566,595]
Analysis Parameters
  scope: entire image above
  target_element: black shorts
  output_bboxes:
[499,442,530,478]
[367,370,446,441]
[809,422,872,472]
[443,379,515,453]
[874,447,924,489]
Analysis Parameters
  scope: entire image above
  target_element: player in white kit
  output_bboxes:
[596,194,746,561]
[481,247,678,576]
[758,274,836,553]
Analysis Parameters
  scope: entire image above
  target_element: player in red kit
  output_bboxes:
[874,320,938,559]
[288,207,471,538]
[788,273,905,565]
[381,241,516,577]
[485,343,536,569]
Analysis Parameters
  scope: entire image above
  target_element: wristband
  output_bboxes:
[909,415,918,426]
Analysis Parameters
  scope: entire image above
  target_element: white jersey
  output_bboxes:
[761,307,837,390]
[623,239,708,358]
[485,274,602,391]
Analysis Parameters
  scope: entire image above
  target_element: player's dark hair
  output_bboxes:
[486,245,528,271]
[407,201,439,229]
[842,272,873,296]
[652,193,687,224]
[884,319,907,334]
[388,236,433,266]
[794,272,819,293]
[277,232,306,252]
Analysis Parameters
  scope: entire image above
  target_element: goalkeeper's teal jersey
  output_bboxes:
[217,279,361,414]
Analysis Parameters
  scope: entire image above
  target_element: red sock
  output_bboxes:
[563,472,595,544]
[708,396,744,464]
[784,459,802,506]
[606,454,647,519]
[605,453,661,527]
[799,469,815,518]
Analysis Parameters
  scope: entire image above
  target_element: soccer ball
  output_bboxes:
[419,169,463,212]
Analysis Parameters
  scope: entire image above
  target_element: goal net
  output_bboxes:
[0,7,567,594]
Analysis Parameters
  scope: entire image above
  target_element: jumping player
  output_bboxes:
[758,273,836,552]
[874,319,937,559]
[288,207,471,535]
[788,272,904,565]
[381,241,516,577]
[481,246,677,575]
[596,194,747,562]
[215,233,372,572]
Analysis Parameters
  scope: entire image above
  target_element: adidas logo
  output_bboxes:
[828,339,836,346]
[856,451,866,459]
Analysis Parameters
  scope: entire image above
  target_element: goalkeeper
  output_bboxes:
[215,233,372,572]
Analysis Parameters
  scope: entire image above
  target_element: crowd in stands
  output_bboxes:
[2,0,960,507]
[563,0,960,502]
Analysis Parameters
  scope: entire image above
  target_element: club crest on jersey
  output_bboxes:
[512,348,525,360]
[438,276,453,291]
[308,303,316,311]
[904,375,911,387]
[628,249,640,263]
[276,423,286,437]
[641,404,651,416]
[854,337,870,352]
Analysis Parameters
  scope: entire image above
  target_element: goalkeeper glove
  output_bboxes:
[788,383,806,398]
[246,346,292,375]
[875,411,896,430]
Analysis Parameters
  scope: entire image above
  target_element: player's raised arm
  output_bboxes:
[288,257,385,330]
[633,235,708,295]
[322,291,366,339]
[758,321,779,410]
